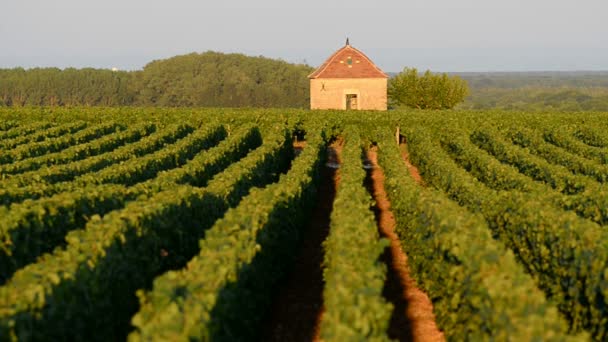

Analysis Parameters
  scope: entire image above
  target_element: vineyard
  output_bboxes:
[1,107,608,341]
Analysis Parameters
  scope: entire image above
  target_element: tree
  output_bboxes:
[388,67,469,109]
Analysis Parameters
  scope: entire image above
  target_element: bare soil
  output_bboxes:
[365,148,444,342]
[261,140,342,342]
[293,140,307,156]
[399,143,423,185]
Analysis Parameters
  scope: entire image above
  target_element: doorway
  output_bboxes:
[345,94,358,110]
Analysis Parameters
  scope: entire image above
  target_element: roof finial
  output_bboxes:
[346,37,350,46]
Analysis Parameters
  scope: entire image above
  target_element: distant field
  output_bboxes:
[385,70,608,111]
[1,108,608,341]
[454,71,608,111]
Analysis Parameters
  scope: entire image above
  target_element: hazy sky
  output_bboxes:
[2,0,607,72]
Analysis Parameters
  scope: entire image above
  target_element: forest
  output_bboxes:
[0,52,313,108]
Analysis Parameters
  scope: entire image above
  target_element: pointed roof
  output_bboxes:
[308,42,388,79]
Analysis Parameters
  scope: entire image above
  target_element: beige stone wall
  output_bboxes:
[310,78,387,111]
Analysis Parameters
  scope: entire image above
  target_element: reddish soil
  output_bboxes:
[365,148,444,342]
[293,140,307,156]
[261,140,342,342]
[399,143,423,185]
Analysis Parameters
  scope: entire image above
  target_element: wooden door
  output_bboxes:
[346,94,358,110]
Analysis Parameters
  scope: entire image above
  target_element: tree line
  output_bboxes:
[8,50,604,111]
[0,52,313,108]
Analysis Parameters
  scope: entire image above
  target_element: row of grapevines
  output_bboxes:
[469,125,608,225]
[573,126,608,148]
[130,126,326,341]
[543,127,608,164]
[0,126,294,341]
[7,123,194,187]
[442,129,608,226]
[0,184,140,284]
[320,126,392,341]
[441,129,542,193]
[375,128,583,341]
[147,124,262,188]
[0,124,262,286]
[0,123,193,205]
[506,127,608,182]
[0,122,156,175]
[471,126,592,195]
[0,122,122,164]
[0,121,18,132]
[0,121,54,142]
[72,124,226,186]
[0,121,87,150]
[405,127,608,339]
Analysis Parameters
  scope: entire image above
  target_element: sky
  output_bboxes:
[1,0,607,72]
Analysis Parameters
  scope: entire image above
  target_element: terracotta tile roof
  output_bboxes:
[308,44,388,79]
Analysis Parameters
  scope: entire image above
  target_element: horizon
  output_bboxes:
[2,0,608,73]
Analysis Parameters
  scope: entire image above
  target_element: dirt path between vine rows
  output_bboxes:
[261,140,342,342]
[399,143,423,185]
[365,148,444,342]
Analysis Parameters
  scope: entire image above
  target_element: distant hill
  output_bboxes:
[387,70,608,87]
[0,52,314,108]
[451,71,608,111]
[450,71,608,89]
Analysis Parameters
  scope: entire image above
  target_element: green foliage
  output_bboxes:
[0,126,294,341]
[543,127,608,164]
[0,121,88,150]
[0,123,157,175]
[405,125,608,339]
[0,184,138,283]
[0,67,135,107]
[0,52,313,108]
[129,128,325,341]
[149,124,263,188]
[0,121,54,142]
[506,127,608,183]
[441,129,608,226]
[2,108,608,340]
[73,125,227,186]
[0,122,121,164]
[573,126,608,148]
[135,52,312,108]
[320,126,392,341]
[375,128,582,341]
[470,127,590,195]
[388,67,469,109]
[0,121,18,131]
[0,123,193,205]
[0,123,266,291]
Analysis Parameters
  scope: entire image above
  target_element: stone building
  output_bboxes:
[309,39,388,111]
